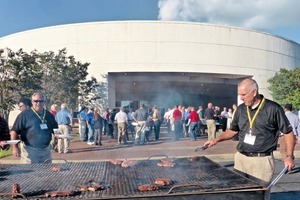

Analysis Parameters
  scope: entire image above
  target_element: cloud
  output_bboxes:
[158,0,300,31]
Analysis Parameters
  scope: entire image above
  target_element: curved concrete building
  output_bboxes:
[1,21,300,110]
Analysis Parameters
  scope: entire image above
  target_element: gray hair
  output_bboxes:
[61,103,67,109]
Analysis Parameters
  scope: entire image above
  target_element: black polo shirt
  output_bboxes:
[231,95,292,153]
[12,109,58,148]
[204,108,215,120]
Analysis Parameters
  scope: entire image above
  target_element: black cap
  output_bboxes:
[284,104,293,111]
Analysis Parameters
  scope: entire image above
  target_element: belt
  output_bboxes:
[207,119,214,120]
[240,152,272,157]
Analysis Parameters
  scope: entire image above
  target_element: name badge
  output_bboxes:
[40,124,48,129]
[244,133,256,145]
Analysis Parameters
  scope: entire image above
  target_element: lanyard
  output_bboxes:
[246,97,265,129]
[31,107,46,123]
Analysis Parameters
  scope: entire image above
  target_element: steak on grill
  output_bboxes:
[12,183,20,198]
[51,166,61,172]
[154,178,172,186]
[77,184,105,191]
[160,157,176,163]
[138,184,159,192]
[188,156,200,162]
[121,160,138,168]
[45,190,73,197]
[157,162,175,167]
[110,159,123,165]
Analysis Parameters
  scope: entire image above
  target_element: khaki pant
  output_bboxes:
[234,152,274,186]
[20,142,51,164]
[58,124,72,153]
[206,120,216,140]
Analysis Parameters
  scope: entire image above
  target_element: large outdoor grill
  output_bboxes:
[0,156,267,199]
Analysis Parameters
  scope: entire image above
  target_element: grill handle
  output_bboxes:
[147,155,169,160]
[168,184,203,194]
[44,158,68,163]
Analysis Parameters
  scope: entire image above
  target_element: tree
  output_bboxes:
[0,48,42,120]
[268,68,300,110]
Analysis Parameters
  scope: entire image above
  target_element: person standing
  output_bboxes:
[86,107,95,145]
[18,97,32,111]
[204,78,295,191]
[0,115,10,151]
[197,106,205,135]
[151,106,161,141]
[115,107,128,145]
[204,103,216,140]
[173,105,182,141]
[183,107,191,137]
[55,103,73,154]
[77,106,88,142]
[127,108,135,138]
[231,104,239,141]
[50,103,58,152]
[220,107,228,132]
[10,93,58,164]
[186,107,199,141]
[278,104,299,159]
[133,104,148,145]
[94,108,104,146]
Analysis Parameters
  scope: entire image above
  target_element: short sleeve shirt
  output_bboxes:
[231,96,292,153]
[11,109,58,148]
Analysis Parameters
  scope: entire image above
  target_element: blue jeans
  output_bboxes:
[80,120,87,141]
[153,120,161,140]
[189,122,198,141]
[88,125,95,142]
[174,120,182,140]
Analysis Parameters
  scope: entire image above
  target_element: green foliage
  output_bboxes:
[268,68,300,110]
[0,48,106,122]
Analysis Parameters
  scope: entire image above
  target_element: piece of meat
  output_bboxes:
[121,160,138,168]
[157,162,175,167]
[87,185,105,191]
[160,157,176,163]
[138,184,159,192]
[110,159,123,165]
[51,166,61,172]
[188,156,200,162]
[77,181,105,192]
[12,183,20,198]
[45,190,73,197]
[154,178,172,186]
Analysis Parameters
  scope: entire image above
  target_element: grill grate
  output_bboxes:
[0,157,263,199]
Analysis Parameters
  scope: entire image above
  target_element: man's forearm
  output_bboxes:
[284,131,295,156]
[215,129,238,143]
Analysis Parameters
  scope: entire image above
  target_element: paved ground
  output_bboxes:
[1,126,300,199]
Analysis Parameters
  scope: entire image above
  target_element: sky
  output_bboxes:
[0,0,300,44]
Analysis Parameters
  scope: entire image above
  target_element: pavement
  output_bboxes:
[1,126,300,199]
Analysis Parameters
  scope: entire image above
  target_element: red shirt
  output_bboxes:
[173,108,182,121]
[189,110,199,122]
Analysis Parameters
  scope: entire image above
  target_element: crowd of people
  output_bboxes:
[0,78,300,197]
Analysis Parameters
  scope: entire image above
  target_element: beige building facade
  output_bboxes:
[1,21,300,125]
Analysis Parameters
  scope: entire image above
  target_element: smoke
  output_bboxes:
[158,0,300,31]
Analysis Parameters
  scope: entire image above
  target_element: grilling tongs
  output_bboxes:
[267,166,288,189]
[194,145,208,152]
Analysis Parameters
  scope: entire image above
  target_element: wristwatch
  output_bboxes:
[286,155,295,159]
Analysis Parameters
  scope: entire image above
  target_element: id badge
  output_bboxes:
[244,133,256,145]
[40,123,48,129]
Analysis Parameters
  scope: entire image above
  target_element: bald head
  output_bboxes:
[238,78,260,106]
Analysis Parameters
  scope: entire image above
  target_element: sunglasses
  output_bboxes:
[33,100,45,103]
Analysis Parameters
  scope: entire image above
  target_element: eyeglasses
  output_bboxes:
[33,100,45,103]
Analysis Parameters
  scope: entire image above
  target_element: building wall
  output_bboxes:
[1,21,300,125]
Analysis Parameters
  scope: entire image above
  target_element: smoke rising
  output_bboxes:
[158,0,300,31]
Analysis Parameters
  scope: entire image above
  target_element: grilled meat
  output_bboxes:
[51,166,61,172]
[188,156,200,162]
[110,159,123,165]
[160,157,176,163]
[157,162,175,167]
[45,190,73,197]
[77,184,105,191]
[121,160,138,168]
[154,178,172,186]
[138,184,159,192]
[12,183,20,198]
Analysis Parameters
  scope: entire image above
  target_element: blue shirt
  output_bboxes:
[86,112,95,125]
[55,108,72,125]
[78,110,87,121]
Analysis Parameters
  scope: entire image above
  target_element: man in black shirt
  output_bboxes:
[205,78,295,188]
[10,93,58,163]
[204,103,216,140]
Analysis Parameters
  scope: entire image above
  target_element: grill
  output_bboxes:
[0,156,266,199]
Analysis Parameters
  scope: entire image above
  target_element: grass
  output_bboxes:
[0,147,12,158]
